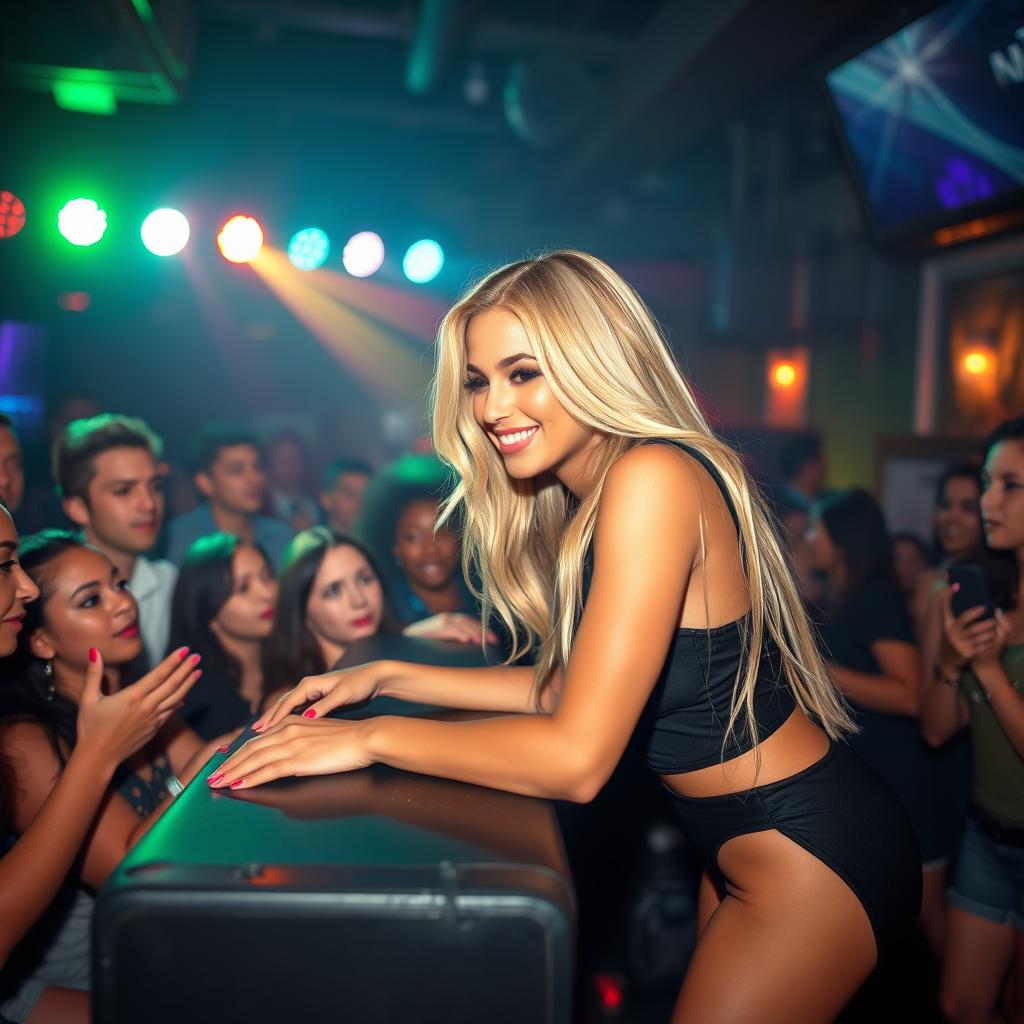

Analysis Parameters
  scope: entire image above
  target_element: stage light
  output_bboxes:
[53,80,117,116]
[217,216,263,263]
[141,208,190,256]
[773,362,798,388]
[57,291,91,312]
[288,227,330,271]
[58,198,107,246]
[0,192,26,240]
[963,350,991,375]
[342,231,385,278]
[402,239,444,284]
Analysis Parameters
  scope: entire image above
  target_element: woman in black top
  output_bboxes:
[808,492,943,887]
[214,252,920,1022]
[171,533,277,739]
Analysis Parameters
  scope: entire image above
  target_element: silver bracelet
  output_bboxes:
[166,773,185,798]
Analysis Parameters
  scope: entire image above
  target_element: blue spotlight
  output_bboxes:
[288,227,330,270]
[402,239,444,284]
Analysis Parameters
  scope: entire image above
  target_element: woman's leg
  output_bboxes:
[26,987,89,1024]
[919,863,948,957]
[1007,929,1024,1024]
[938,906,1013,1024]
[672,830,877,1024]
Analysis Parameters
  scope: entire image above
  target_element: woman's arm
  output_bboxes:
[216,445,700,800]
[0,735,119,967]
[828,640,922,717]
[918,584,970,745]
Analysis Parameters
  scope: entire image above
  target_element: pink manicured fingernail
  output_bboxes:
[207,772,225,785]
[303,708,317,719]
[951,583,960,592]
[193,669,203,680]
[190,654,201,665]
[217,745,230,753]
[88,648,98,663]
[229,779,244,789]
[178,647,189,660]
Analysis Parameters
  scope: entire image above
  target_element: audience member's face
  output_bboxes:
[0,511,39,657]
[893,539,929,595]
[0,427,24,513]
[320,471,369,531]
[305,544,383,660]
[780,507,809,549]
[981,440,1024,552]
[66,446,164,558]
[198,444,266,516]
[267,438,306,493]
[211,543,278,644]
[29,547,141,672]
[802,457,826,494]
[804,516,837,573]
[393,499,459,593]
[934,475,981,562]
[465,308,597,484]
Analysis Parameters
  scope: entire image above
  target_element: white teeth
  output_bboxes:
[497,428,537,446]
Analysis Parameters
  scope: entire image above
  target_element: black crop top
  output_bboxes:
[581,439,796,774]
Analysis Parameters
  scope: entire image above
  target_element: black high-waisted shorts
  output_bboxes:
[664,741,922,958]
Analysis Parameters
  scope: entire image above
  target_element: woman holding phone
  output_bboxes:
[921,417,1024,1024]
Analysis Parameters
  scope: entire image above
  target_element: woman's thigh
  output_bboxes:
[672,829,877,1024]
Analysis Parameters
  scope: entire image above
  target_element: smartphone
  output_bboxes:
[948,563,995,620]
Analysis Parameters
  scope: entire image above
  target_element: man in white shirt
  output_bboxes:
[53,414,178,667]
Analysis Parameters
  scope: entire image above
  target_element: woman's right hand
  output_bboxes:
[402,613,498,646]
[253,662,387,732]
[939,585,1000,669]
[75,647,202,771]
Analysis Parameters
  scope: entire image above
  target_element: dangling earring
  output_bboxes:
[44,660,55,702]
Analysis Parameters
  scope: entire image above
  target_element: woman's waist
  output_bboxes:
[659,708,831,800]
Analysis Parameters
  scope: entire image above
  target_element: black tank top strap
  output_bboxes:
[636,438,740,533]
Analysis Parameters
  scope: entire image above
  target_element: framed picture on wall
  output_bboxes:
[876,434,981,541]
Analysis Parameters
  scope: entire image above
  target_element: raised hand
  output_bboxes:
[940,585,999,667]
[76,647,201,771]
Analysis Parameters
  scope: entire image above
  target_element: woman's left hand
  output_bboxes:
[206,718,374,791]
[971,609,1010,674]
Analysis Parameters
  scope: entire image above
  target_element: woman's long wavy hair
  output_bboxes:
[431,250,854,751]
[1,532,93,834]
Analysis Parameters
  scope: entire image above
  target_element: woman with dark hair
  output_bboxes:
[0,503,195,989]
[357,455,494,645]
[171,532,278,739]
[922,418,1024,1024]
[0,530,224,1022]
[265,527,496,693]
[807,491,939,888]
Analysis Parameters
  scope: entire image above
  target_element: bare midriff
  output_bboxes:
[660,709,831,799]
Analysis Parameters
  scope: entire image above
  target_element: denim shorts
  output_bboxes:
[948,816,1024,932]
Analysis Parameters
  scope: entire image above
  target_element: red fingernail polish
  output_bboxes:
[88,648,98,663]
[207,772,224,785]
[178,648,189,660]
[194,670,203,680]
[303,708,317,719]
[191,654,201,665]
[217,745,230,753]
[229,779,244,789]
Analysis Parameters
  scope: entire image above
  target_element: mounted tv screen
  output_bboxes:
[825,0,1024,242]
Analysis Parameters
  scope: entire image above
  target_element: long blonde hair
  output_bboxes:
[432,251,853,750]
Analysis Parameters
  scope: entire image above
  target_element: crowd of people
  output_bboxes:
[0,254,1020,1023]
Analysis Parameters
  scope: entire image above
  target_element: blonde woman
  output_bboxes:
[214,251,920,1022]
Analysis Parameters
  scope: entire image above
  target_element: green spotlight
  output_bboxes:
[141,208,189,256]
[58,198,107,246]
[53,81,117,116]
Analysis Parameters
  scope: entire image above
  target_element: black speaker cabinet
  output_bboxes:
[95,639,573,1024]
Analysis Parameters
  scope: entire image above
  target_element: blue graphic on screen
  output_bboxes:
[826,0,1024,234]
